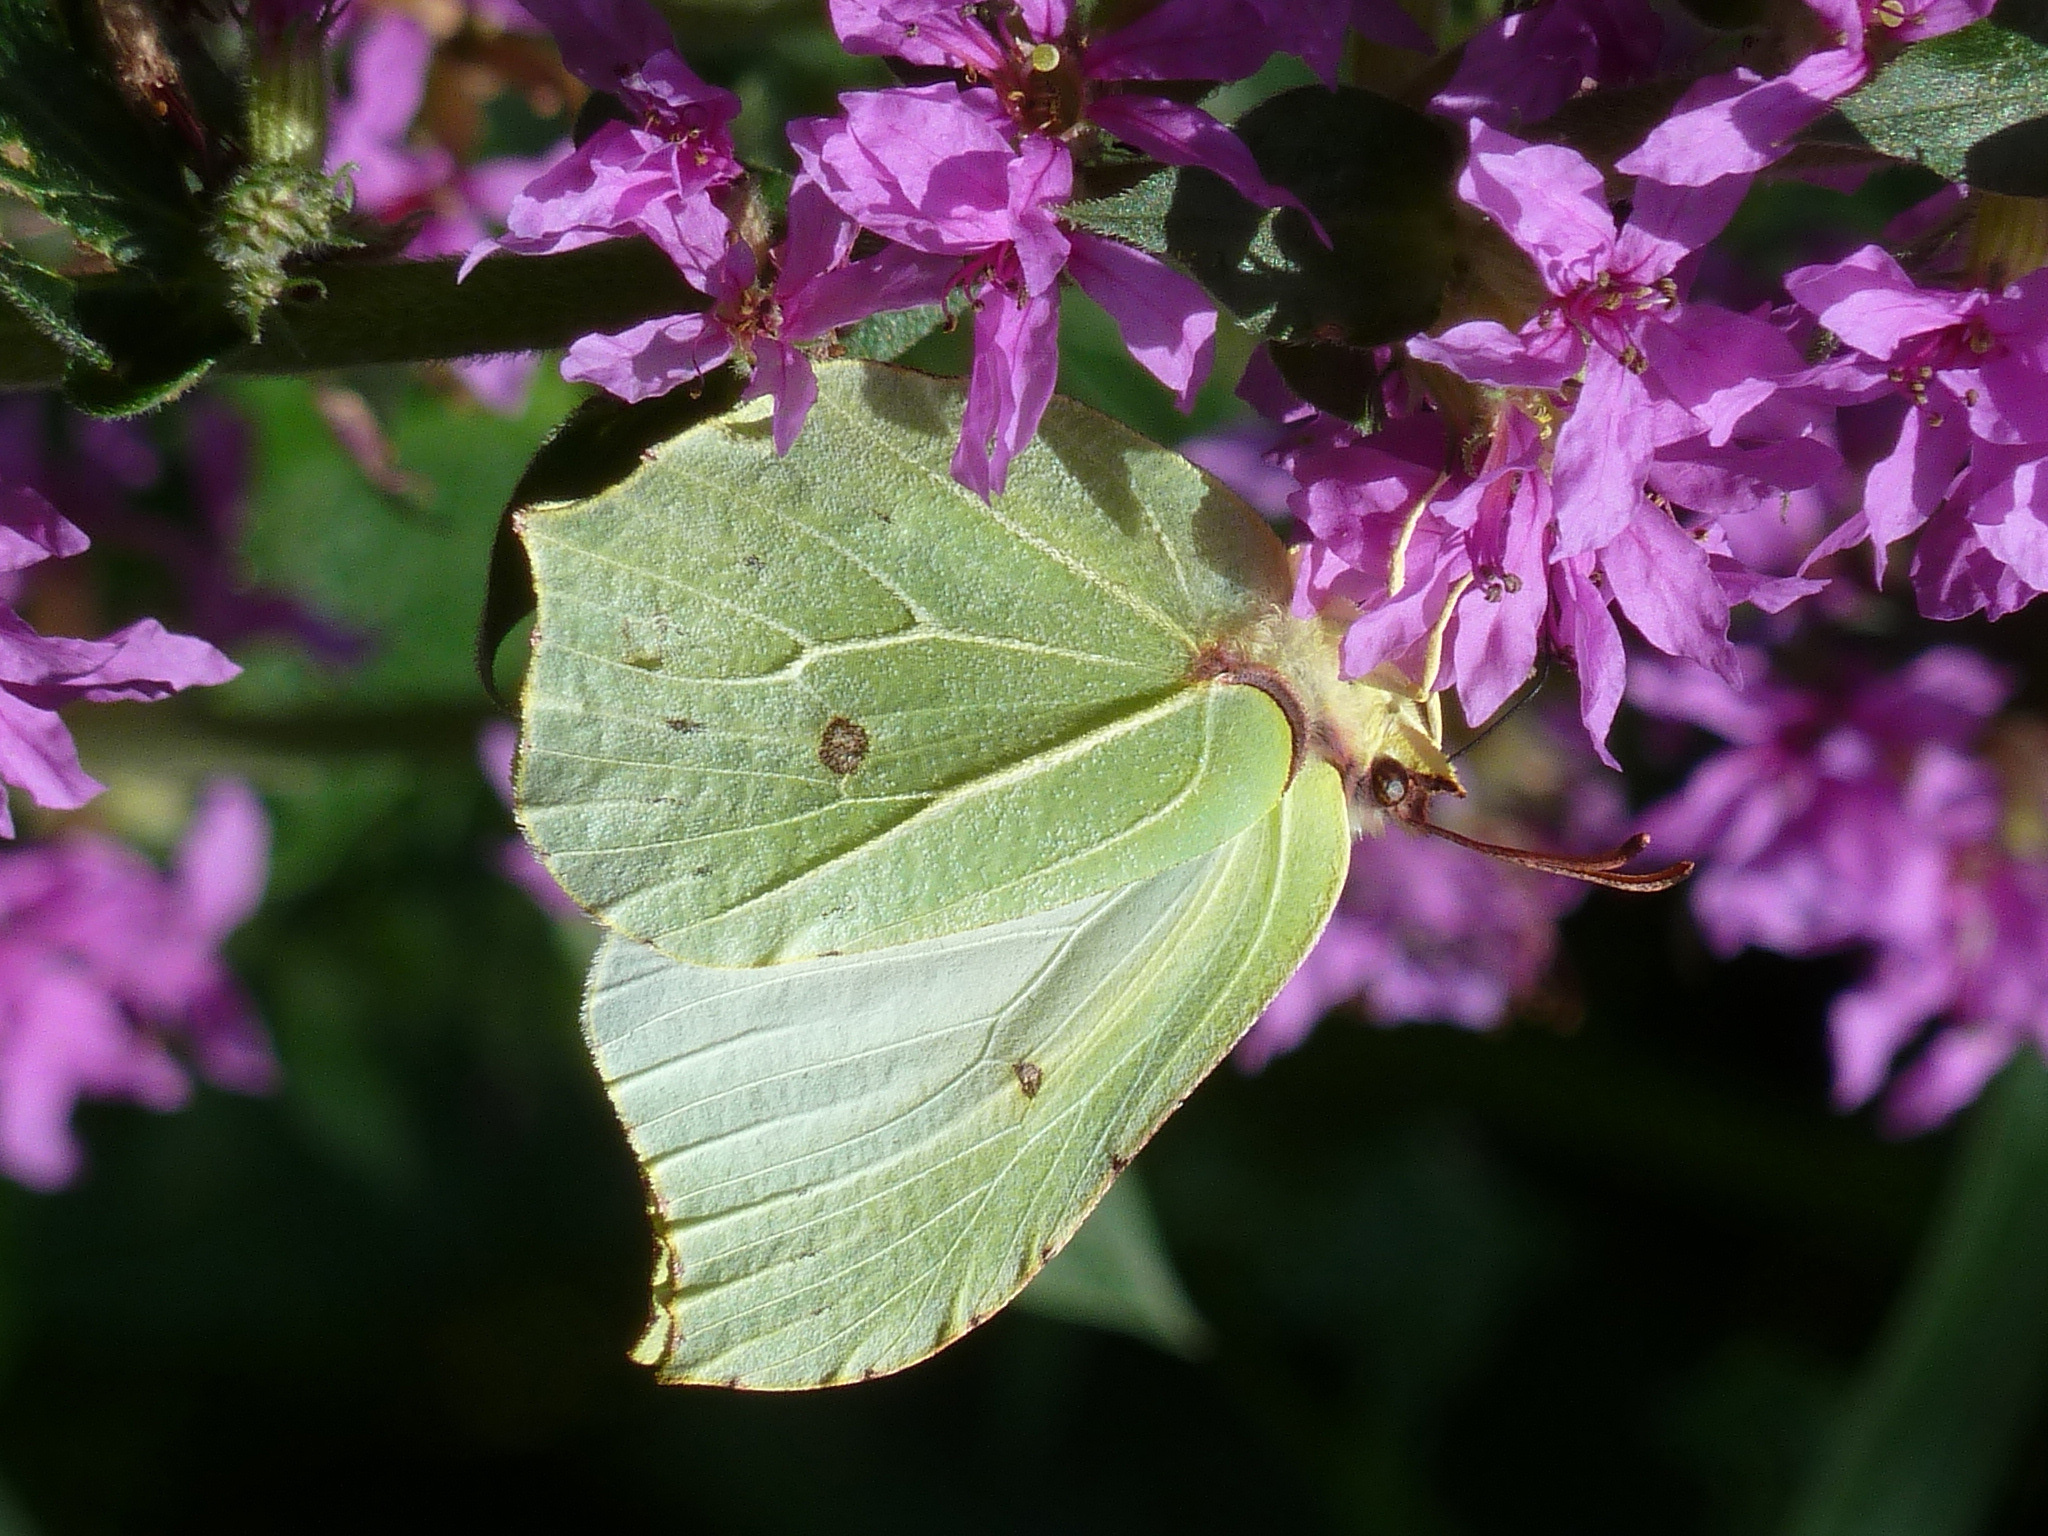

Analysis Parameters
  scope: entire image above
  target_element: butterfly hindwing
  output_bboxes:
[583,763,1350,1387]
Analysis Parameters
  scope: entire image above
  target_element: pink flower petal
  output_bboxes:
[1065,233,1217,410]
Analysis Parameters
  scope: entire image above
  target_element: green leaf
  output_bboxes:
[1015,1169,1212,1359]
[836,293,970,363]
[1783,1055,2048,1536]
[1166,86,1458,353]
[0,0,204,269]
[1064,170,1178,253]
[1839,21,2048,184]
[60,274,238,414]
[0,249,109,368]
[585,763,1348,1387]
[516,360,1315,966]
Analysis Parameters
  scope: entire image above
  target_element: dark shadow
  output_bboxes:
[853,357,952,441]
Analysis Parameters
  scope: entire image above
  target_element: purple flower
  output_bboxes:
[1179,419,1299,519]
[329,6,570,412]
[0,780,274,1189]
[467,0,934,438]
[465,0,740,285]
[1635,647,2048,1131]
[792,83,1216,495]
[1433,0,1670,131]
[1787,245,2048,619]
[826,0,1403,207]
[1410,127,1778,556]
[562,177,950,449]
[0,484,238,838]
[1616,0,1995,190]
[1286,127,1829,757]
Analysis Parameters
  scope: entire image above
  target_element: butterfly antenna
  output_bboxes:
[1362,756,1693,893]
[1449,662,1551,764]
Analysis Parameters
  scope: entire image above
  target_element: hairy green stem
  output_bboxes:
[0,239,708,390]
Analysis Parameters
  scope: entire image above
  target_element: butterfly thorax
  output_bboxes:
[1193,606,1457,836]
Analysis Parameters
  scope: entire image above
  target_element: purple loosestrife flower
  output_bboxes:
[465,0,740,285]
[1433,0,1670,131]
[467,0,920,438]
[1636,648,2048,1131]
[0,485,237,838]
[826,0,1351,210]
[1288,127,1827,757]
[560,179,946,449]
[1410,126,1783,558]
[791,83,1217,495]
[1786,246,2048,619]
[0,780,274,1189]
[329,6,569,411]
[1617,0,1995,190]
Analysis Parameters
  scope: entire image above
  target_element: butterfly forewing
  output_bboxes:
[517,361,1298,966]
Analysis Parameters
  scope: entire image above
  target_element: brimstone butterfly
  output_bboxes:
[511,360,1682,1387]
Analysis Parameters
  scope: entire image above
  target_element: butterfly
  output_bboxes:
[510,360,1683,1386]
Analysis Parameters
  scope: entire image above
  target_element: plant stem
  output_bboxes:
[0,239,707,390]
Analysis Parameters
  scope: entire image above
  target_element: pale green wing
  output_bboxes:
[518,360,1296,966]
[584,762,1350,1388]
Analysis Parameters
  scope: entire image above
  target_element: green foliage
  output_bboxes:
[1166,86,1458,373]
[1840,20,2048,188]
[587,769,1345,1386]
[0,0,247,410]
[1064,169,1179,252]
[1014,1170,1212,1359]
[837,293,969,364]
[227,369,576,712]
[1785,1056,2048,1536]
[0,249,107,370]
[0,0,206,269]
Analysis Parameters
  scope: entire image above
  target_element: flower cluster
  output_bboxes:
[1636,649,2048,1134]
[0,781,274,1189]
[0,400,281,1188]
[328,0,573,410]
[419,0,2048,1128]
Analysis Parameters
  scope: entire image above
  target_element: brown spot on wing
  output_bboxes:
[664,717,701,733]
[818,716,870,775]
[1012,1060,1043,1099]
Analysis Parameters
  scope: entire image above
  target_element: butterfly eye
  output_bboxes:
[1368,757,1411,809]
